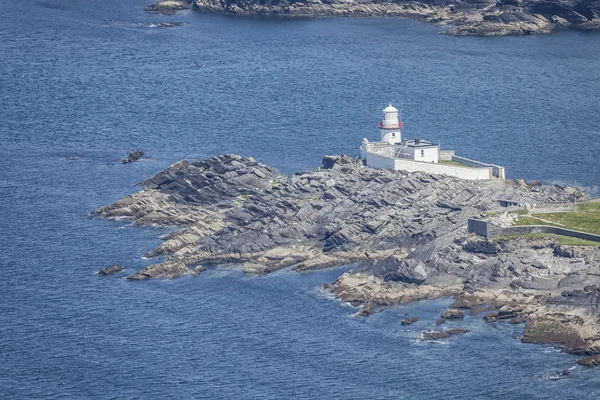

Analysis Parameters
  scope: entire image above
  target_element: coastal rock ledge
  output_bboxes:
[192,0,600,36]
[96,154,600,359]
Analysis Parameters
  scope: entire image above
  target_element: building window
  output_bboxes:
[421,150,425,157]
[392,133,395,137]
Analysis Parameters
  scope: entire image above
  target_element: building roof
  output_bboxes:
[404,139,437,148]
[383,103,398,113]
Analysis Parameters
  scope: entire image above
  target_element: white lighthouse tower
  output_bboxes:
[379,103,402,144]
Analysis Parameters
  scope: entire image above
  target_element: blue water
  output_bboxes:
[1,0,600,398]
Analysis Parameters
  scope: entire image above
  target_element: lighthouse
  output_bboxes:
[379,103,403,144]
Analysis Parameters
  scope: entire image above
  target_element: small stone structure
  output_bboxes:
[468,218,600,243]
[360,104,505,180]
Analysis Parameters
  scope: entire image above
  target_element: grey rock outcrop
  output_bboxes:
[96,154,582,280]
[126,261,199,280]
[97,153,600,362]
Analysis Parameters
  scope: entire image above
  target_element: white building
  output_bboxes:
[360,104,505,181]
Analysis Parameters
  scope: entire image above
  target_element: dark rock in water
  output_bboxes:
[121,150,144,164]
[421,328,469,340]
[320,283,330,290]
[577,354,600,367]
[560,369,570,376]
[401,316,418,325]
[483,311,499,323]
[441,309,465,319]
[97,265,124,275]
[355,302,375,317]
[435,318,446,326]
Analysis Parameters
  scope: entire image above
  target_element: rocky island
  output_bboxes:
[188,0,600,36]
[96,154,600,366]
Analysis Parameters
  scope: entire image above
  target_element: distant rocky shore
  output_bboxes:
[96,154,600,366]
[145,0,192,14]
[142,0,600,36]
[186,0,600,36]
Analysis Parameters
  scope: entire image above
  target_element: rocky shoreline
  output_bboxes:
[187,0,600,36]
[96,154,600,366]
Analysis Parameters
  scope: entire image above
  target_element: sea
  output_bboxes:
[1,0,600,398]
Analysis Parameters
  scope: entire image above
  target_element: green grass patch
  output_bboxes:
[493,233,600,246]
[514,216,561,227]
[529,202,600,235]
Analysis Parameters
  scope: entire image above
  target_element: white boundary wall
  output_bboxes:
[364,151,492,180]
[452,155,505,179]
[394,158,491,180]
[364,151,396,169]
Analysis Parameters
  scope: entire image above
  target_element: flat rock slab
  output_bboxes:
[421,328,470,341]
